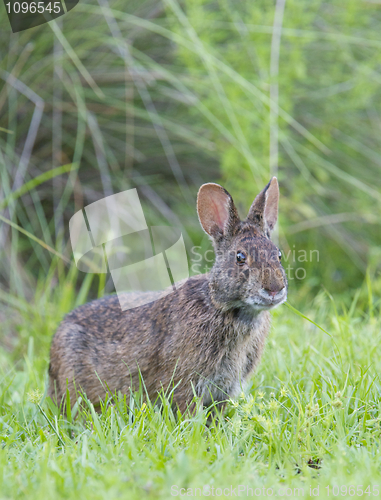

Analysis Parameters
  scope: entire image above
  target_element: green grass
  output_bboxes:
[1,269,381,499]
[2,0,381,301]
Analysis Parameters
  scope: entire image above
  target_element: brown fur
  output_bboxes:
[48,178,287,413]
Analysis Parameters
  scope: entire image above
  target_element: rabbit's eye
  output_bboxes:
[278,250,282,261]
[236,251,246,265]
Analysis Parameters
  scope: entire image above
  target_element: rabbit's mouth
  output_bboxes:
[245,288,287,310]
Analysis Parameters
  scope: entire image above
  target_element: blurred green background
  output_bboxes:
[1,0,381,318]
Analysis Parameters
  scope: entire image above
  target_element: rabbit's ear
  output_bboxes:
[247,177,279,234]
[197,183,240,239]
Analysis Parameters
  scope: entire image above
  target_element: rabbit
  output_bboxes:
[48,177,287,414]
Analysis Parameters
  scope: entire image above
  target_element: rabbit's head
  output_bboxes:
[197,178,287,312]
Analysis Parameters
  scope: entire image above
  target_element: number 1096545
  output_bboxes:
[5,2,62,14]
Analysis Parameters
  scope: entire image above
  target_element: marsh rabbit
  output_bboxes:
[48,177,287,413]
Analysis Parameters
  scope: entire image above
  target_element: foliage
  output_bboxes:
[167,0,381,298]
[1,0,381,303]
[0,0,219,302]
[1,271,381,498]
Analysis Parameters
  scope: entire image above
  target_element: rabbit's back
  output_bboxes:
[48,289,182,406]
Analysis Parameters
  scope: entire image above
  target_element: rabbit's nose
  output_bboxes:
[264,286,284,297]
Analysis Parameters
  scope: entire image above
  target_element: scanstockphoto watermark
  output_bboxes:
[171,484,311,497]
[69,188,189,311]
[190,246,319,281]
[171,484,380,497]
